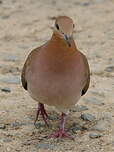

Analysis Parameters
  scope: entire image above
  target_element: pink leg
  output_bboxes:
[48,113,74,139]
[34,103,49,126]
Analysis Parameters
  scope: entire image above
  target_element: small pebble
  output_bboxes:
[95,0,106,3]
[91,90,105,97]
[74,1,90,6]
[0,76,20,84]
[3,138,12,142]
[71,105,88,112]
[4,55,18,62]
[48,115,58,120]
[104,66,114,72]
[36,143,60,151]
[0,124,6,129]
[10,122,22,128]
[34,123,45,129]
[102,112,113,121]
[84,97,104,105]
[1,15,10,19]
[89,132,103,139]
[91,120,108,131]
[1,87,11,93]
[82,2,90,6]
[71,123,82,132]
[81,113,96,122]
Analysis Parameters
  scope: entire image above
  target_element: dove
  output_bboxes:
[21,16,90,139]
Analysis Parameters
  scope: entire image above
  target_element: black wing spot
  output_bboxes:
[24,83,27,90]
[55,24,59,30]
[81,90,85,96]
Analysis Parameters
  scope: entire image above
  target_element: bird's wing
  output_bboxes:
[21,46,42,90]
[81,52,90,96]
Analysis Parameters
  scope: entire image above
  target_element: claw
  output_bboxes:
[48,129,74,139]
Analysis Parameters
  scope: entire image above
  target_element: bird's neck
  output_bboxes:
[49,33,77,52]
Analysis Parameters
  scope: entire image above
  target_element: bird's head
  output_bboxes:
[53,16,75,47]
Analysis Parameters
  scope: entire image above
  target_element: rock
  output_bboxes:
[10,122,22,128]
[0,65,20,74]
[89,132,103,139]
[71,123,82,132]
[48,115,58,120]
[102,112,113,121]
[1,15,10,20]
[82,2,90,6]
[0,124,6,129]
[74,1,91,6]
[91,90,105,97]
[104,66,114,72]
[34,123,45,129]
[81,113,96,122]
[3,138,12,142]
[91,63,103,75]
[95,0,106,3]
[1,87,11,93]
[3,55,18,62]
[91,120,108,131]
[70,105,88,112]
[0,75,20,84]
[36,143,60,151]
[84,97,104,105]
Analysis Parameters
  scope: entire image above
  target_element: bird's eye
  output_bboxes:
[73,24,75,28]
[55,24,59,30]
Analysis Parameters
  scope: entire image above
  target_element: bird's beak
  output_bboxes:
[64,34,72,47]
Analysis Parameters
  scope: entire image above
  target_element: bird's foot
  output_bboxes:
[48,113,74,139]
[48,129,74,139]
[34,103,49,126]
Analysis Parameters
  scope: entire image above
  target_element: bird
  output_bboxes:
[21,16,90,139]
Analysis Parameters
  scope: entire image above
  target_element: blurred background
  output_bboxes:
[0,0,114,151]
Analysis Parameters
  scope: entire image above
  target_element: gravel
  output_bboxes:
[0,124,6,129]
[70,105,88,112]
[91,120,108,131]
[1,87,11,93]
[84,97,104,106]
[0,75,20,84]
[36,143,62,151]
[81,113,96,122]
[104,65,114,72]
[89,132,103,139]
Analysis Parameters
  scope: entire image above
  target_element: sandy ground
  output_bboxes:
[0,0,114,151]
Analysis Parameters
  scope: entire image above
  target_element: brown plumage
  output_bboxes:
[21,16,90,139]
